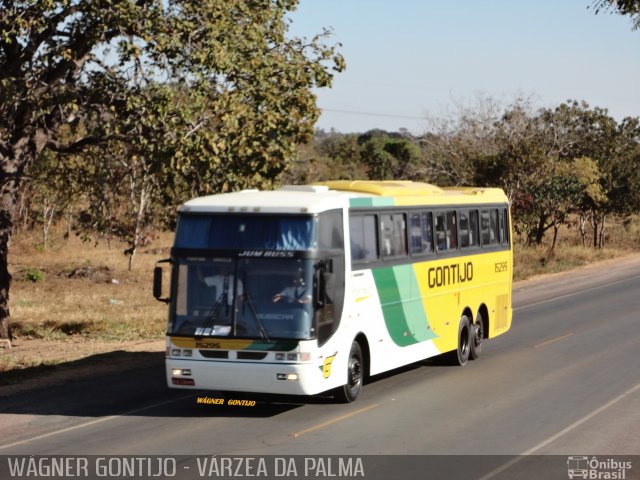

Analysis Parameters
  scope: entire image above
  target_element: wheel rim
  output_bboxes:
[460,325,470,357]
[474,321,483,347]
[348,354,362,392]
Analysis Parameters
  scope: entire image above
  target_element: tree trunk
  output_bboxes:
[590,212,599,249]
[0,230,12,342]
[599,215,606,248]
[127,176,150,271]
[42,198,55,249]
[1,165,23,343]
[534,214,547,245]
[1,136,35,342]
[579,213,588,247]
[64,208,73,239]
[550,221,559,253]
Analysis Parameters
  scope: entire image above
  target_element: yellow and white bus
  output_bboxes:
[154,180,512,402]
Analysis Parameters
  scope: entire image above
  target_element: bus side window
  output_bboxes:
[459,210,470,248]
[380,213,407,258]
[409,213,422,254]
[317,210,345,346]
[489,209,499,245]
[410,211,433,255]
[446,210,458,250]
[421,212,434,253]
[481,209,500,246]
[349,214,378,262]
[435,212,447,251]
[500,208,510,245]
[318,210,344,250]
[469,210,479,247]
[480,210,490,246]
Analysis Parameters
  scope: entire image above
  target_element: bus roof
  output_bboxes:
[316,180,509,207]
[179,186,353,214]
[179,181,508,214]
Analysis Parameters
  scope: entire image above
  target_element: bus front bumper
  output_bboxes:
[166,359,331,396]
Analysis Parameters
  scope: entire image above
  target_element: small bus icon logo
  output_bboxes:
[567,456,589,479]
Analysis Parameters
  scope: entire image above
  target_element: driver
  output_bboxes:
[272,273,311,305]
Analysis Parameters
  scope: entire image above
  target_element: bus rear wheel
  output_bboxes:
[470,313,483,360]
[446,315,471,366]
[335,341,363,403]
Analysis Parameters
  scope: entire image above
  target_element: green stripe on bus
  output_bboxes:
[372,265,436,347]
[349,197,395,208]
[246,341,298,351]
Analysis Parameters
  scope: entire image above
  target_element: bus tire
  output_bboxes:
[470,313,483,360]
[335,341,364,403]
[446,315,471,366]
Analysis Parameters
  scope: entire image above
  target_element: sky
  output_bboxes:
[288,0,640,134]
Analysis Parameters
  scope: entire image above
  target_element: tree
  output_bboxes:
[420,94,511,187]
[286,132,368,183]
[0,0,344,342]
[592,0,640,29]
[358,131,423,181]
[546,101,637,248]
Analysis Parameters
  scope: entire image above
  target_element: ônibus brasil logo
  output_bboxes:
[567,456,632,480]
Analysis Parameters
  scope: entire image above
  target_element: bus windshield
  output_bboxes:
[174,214,315,250]
[168,258,315,340]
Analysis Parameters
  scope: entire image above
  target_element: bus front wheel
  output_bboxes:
[335,341,363,403]
[446,315,471,366]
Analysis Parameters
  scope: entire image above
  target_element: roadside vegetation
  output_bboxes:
[7,230,169,339]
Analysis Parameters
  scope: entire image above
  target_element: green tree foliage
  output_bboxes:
[360,134,398,181]
[291,131,368,182]
[296,130,423,183]
[592,0,640,29]
[357,131,423,181]
[544,101,640,247]
[0,0,344,341]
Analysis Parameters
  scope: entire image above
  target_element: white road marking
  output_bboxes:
[478,381,640,480]
[514,275,640,311]
[0,394,194,451]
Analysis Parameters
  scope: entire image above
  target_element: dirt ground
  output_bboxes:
[0,338,165,397]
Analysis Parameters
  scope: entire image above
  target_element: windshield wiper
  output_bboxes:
[242,291,270,343]
[197,291,226,334]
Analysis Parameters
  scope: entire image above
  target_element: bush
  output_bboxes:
[24,268,45,283]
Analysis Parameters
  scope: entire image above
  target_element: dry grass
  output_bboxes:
[513,215,640,280]
[8,230,172,342]
[1,229,171,375]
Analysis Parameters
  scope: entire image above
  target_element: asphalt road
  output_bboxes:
[1,258,639,458]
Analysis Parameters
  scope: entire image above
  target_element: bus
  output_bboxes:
[153,180,512,402]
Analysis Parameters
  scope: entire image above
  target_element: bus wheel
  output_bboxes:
[470,313,484,360]
[336,341,363,403]
[446,315,471,366]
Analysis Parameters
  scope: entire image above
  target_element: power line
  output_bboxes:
[320,108,426,121]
